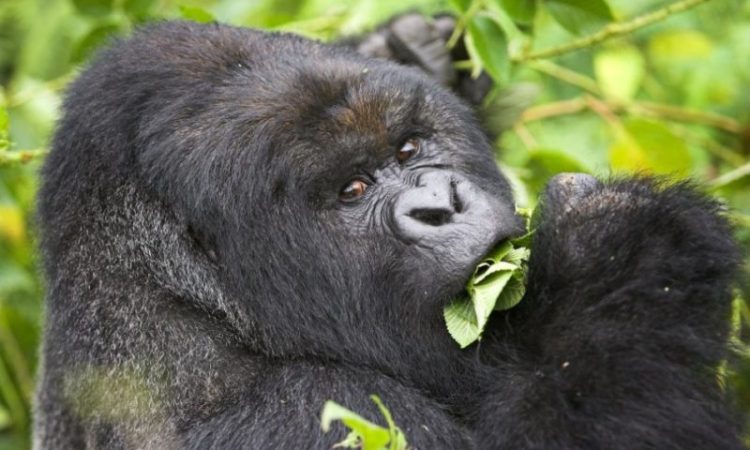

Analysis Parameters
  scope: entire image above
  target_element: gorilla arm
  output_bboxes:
[477,175,744,449]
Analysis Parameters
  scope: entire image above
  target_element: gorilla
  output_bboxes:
[34,15,743,450]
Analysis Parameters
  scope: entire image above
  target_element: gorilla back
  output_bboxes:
[35,21,743,450]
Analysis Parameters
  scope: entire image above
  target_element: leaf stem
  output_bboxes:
[447,0,485,49]
[513,0,714,62]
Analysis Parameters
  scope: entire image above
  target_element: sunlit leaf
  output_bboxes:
[467,15,510,83]
[594,45,644,103]
[609,119,692,176]
[0,406,10,430]
[449,0,473,12]
[543,0,613,35]
[443,298,481,348]
[0,205,25,242]
[321,401,391,450]
[179,5,216,23]
[648,30,713,62]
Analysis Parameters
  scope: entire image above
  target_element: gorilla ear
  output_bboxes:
[187,224,218,263]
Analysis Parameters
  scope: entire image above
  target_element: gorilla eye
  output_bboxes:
[340,178,370,202]
[397,138,420,163]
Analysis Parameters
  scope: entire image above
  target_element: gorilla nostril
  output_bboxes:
[409,208,453,226]
[450,179,463,214]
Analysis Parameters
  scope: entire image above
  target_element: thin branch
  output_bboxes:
[710,162,750,189]
[520,98,587,122]
[527,61,601,95]
[513,0,714,62]
[519,95,743,138]
[448,0,485,49]
[630,101,742,134]
[0,149,48,165]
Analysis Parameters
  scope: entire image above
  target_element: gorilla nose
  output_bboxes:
[406,172,461,226]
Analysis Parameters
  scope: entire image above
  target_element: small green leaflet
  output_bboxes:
[444,238,531,348]
[321,395,408,450]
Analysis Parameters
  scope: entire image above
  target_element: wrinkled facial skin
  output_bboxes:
[278,67,525,304]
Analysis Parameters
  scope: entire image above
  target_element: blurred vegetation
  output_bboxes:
[0,0,749,448]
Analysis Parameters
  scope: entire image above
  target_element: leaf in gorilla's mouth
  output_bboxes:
[443,211,534,349]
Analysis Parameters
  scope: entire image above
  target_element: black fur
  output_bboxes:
[34,20,743,449]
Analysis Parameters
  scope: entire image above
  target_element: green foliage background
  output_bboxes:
[0,0,749,448]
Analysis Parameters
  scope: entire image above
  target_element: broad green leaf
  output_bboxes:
[370,396,408,450]
[71,0,113,17]
[499,0,537,25]
[123,0,157,19]
[467,15,511,84]
[444,238,530,348]
[544,0,614,35]
[321,401,391,450]
[609,119,692,176]
[444,299,481,348]
[648,30,713,62]
[470,270,514,330]
[179,5,216,24]
[449,0,473,12]
[494,273,526,311]
[594,45,645,103]
[72,24,122,64]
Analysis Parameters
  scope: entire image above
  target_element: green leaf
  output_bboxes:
[467,15,511,84]
[72,24,122,64]
[123,0,157,19]
[321,401,391,450]
[0,104,8,148]
[444,238,531,348]
[648,30,713,62]
[370,396,408,450]
[0,406,10,430]
[71,0,114,17]
[544,0,614,35]
[499,0,537,25]
[444,299,481,348]
[609,119,692,176]
[494,273,526,311]
[470,270,514,330]
[594,45,645,103]
[449,0,473,12]
[179,5,216,23]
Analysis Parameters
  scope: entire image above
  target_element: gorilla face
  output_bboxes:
[80,25,522,362]
[262,65,523,305]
